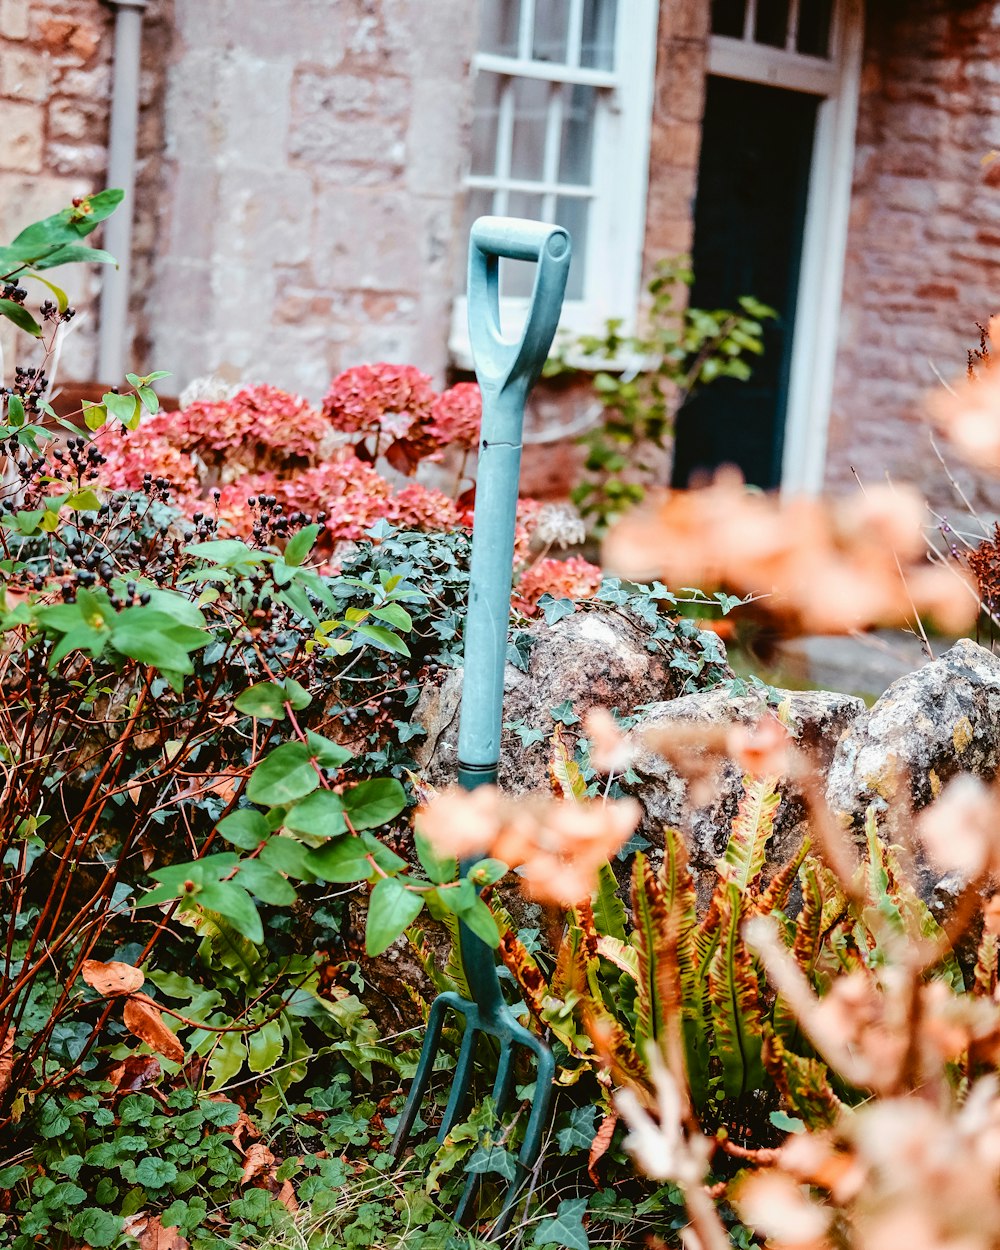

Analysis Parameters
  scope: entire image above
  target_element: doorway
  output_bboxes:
[671,75,818,490]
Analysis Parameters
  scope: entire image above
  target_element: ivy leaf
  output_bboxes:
[366,877,424,956]
[246,742,319,805]
[549,699,580,726]
[532,1197,590,1249]
[343,778,407,831]
[538,594,576,624]
[557,1105,597,1153]
[465,1145,517,1181]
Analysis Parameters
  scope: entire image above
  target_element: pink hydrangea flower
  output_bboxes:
[322,364,435,441]
[428,383,482,454]
[515,556,603,609]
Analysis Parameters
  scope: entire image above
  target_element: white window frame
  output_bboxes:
[450,0,659,369]
[707,0,865,494]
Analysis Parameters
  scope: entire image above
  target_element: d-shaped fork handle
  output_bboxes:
[458,218,571,781]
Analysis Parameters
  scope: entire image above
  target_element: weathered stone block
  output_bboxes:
[0,100,42,171]
[0,0,29,40]
[1,47,49,101]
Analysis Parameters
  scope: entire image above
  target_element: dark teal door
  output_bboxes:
[671,76,818,490]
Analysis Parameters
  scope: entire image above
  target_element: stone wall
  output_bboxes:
[828,0,1000,514]
[146,0,477,399]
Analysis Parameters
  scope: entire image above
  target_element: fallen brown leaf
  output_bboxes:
[122,1213,190,1249]
[123,997,184,1064]
[588,1110,619,1184]
[106,1054,162,1093]
[240,1141,276,1187]
[82,959,144,997]
[0,1030,12,1100]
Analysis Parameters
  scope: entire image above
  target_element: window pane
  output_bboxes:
[479,0,520,56]
[711,0,745,37]
[503,191,545,298]
[533,0,569,63]
[471,72,504,176]
[797,0,833,57]
[580,0,617,69]
[555,196,588,300]
[558,83,597,186]
[755,0,790,47]
[510,76,550,182]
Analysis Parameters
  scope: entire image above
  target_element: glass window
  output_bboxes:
[711,0,746,38]
[755,0,790,48]
[580,0,617,70]
[797,0,833,57]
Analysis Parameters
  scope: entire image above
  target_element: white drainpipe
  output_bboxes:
[97,0,147,384]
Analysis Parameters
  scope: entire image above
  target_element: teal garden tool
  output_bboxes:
[390,217,571,1233]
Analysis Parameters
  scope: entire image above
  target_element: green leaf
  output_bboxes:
[259,836,315,879]
[532,1197,590,1250]
[284,790,347,840]
[366,877,425,956]
[0,298,41,336]
[207,1031,247,1090]
[343,778,407,831]
[32,243,118,270]
[592,861,627,941]
[414,831,456,885]
[557,1105,597,1153]
[216,809,269,850]
[370,602,412,631]
[354,622,410,656]
[283,523,320,567]
[770,1110,805,1134]
[283,677,312,710]
[23,271,69,312]
[235,681,289,721]
[137,385,159,413]
[104,390,140,428]
[306,731,351,769]
[6,395,24,426]
[82,400,107,430]
[306,836,373,884]
[467,858,507,887]
[236,859,297,906]
[246,742,319,806]
[708,884,765,1100]
[248,1019,283,1074]
[68,1208,123,1248]
[195,880,264,944]
[134,1157,178,1189]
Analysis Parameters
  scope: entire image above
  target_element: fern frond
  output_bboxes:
[763,1027,843,1130]
[758,836,811,915]
[549,723,588,800]
[721,773,781,891]
[592,860,627,940]
[708,883,765,1100]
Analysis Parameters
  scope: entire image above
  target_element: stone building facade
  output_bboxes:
[3,0,1000,511]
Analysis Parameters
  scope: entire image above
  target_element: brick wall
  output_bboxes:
[146,0,477,399]
[828,0,1000,514]
[0,0,114,380]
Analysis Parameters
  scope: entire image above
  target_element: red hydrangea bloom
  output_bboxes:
[385,482,464,532]
[277,455,395,544]
[516,556,604,608]
[428,383,482,454]
[322,364,435,440]
[513,496,543,566]
[213,472,284,537]
[178,384,333,472]
[96,416,202,503]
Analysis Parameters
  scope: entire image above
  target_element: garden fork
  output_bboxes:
[390,217,571,1234]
